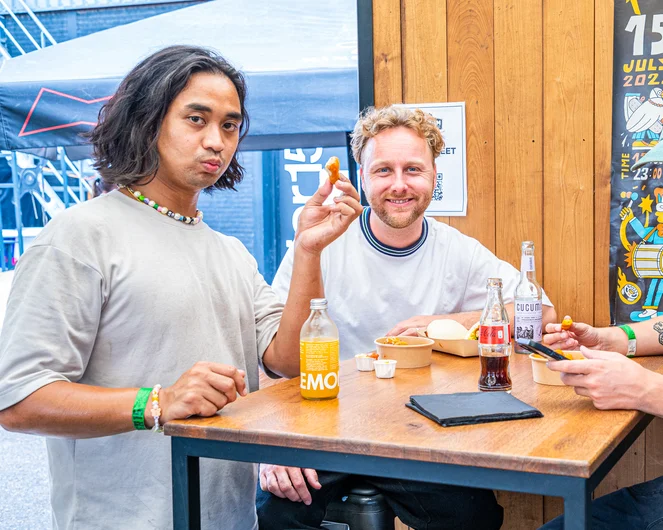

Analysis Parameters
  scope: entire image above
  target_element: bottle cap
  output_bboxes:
[310,298,328,310]
[521,241,534,250]
[486,278,503,289]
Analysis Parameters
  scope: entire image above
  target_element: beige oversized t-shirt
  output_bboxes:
[0,190,283,530]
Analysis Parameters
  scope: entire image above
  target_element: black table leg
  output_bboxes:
[172,437,201,530]
[563,478,591,530]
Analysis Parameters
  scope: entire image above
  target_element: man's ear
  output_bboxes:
[359,167,366,194]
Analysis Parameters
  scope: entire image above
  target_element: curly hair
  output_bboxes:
[85,45,249,191]
[350,106,445,166]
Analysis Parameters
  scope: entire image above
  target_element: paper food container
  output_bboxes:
[374,336,434,368]
[529,350,584,386]
[416,329,479,357]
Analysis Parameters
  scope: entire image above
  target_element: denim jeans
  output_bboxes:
[540,476,663,530]
[256,471,503,530]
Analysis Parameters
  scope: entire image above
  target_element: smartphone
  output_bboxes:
[517,340,568,361]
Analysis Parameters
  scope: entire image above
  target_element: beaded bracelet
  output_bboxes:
[132,388,151,430]
[151,384,163,433]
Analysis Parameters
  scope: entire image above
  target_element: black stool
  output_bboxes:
[323,481,395,530]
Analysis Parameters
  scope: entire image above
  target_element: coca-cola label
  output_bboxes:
[479,324,511,345]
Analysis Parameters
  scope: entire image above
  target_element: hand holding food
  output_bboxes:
[325,156,341,185]
[543,316,602,352]
[546,347,658,411]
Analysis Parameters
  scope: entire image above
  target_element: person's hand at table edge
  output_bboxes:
[259,464,322,505]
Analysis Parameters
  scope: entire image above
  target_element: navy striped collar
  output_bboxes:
[359,207,428,257]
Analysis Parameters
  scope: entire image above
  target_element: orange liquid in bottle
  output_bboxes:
[300,337,339,400]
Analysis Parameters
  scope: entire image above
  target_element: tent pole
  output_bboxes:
[356,0,374,112]
[79,161,85,201]
[10,152,23,257]
[0,183,6,272]
[59,147,69,209]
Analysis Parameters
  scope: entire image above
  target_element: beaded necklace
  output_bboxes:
[122,185,203,225]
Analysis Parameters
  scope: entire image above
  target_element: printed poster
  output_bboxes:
[609,0,663,324]
[398,102,467,216]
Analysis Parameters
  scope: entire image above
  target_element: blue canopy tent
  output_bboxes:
[0,0,359,154]
[0,0,360,264]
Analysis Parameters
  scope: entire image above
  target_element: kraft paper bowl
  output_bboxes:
[374,336,434,368]
[529,350,584,386]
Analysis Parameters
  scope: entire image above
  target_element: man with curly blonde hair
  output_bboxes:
[257,105,559,529]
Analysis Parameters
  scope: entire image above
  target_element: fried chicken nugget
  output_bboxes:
[325,156,341,185]
[561,317,573,331]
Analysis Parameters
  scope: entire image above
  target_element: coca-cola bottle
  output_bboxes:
[514,241,543,354]
[478,278,512,392]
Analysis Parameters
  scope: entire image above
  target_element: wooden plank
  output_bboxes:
[494,0,543,271]
[499,495,543,528]
[494,2,545,522]
[595,430,645,498]
[373,0,402,106]
[167,354,663,479]
[447,0,496,251]
[542,0,595,324]
[497,491,543,530]
[543,496,564,525]
[401,0,449,226]
[594,0,614,327]
[401,0,447,104]
[646,417,663,481]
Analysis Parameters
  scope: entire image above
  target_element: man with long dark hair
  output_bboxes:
[0,45,362,529]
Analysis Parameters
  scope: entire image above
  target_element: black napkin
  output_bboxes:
[406,392,543,427]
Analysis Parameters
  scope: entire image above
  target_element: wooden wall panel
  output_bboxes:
[595,432,645,498]
[541,0,594,519]
[446,0,496,252]
[402,0,447,104]
[373,0,402,107]
[402,0,450,227]
[594,0,614,328]
[494,0,544,271]
[496,491,543,530]
[494,2,545,524]
[646,418,663,481]
[370,0,663,527]
[541,0,595,324]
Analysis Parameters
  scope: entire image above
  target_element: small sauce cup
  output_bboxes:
[374,359,397,379]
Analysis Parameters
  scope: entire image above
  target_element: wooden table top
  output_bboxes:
[165,352,663,478]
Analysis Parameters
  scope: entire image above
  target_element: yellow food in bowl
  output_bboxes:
[383,337,408,346]
[374,336,434,368]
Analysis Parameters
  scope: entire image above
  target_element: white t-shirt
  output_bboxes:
[0,190,283,530]
[273,208,552,360]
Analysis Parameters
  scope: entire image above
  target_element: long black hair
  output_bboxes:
[86,45,249,191]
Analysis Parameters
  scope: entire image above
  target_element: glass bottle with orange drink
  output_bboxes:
[300,298,339,400]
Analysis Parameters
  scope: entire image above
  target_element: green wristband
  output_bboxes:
[132,388,151,430]
[618,324,637,358]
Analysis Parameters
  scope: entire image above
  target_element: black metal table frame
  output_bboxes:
[170,414,652,530]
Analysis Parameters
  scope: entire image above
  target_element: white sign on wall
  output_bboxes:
[397,102,467,216]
